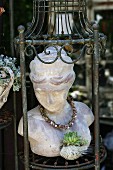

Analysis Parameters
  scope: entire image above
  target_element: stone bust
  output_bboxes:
[18,46,94,159]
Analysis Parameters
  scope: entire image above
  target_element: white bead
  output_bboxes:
[50,121,53,125]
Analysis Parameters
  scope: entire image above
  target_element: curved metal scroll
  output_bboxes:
[24,44,88,64]
[59,44,87,64]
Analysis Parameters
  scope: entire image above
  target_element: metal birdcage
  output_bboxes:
[15,0,106,65]
[25,0,92,39]
[14,1,107,170]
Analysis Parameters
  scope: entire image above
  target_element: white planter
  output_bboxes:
[60,145,88,160]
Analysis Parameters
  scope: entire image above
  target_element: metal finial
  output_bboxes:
[18,25,25,34]
[92,23,99,30]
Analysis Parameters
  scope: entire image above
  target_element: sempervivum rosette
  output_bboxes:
[60,132,88,160]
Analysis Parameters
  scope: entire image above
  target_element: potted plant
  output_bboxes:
[60,131,88,160]
[0,54,21,109]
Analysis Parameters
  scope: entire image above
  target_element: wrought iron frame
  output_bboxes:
[14,1,107,170]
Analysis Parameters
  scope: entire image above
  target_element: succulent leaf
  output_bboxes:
[63,132,88,146]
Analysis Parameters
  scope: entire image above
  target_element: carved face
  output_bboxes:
[31,70,75,112]
[35,87,68,112]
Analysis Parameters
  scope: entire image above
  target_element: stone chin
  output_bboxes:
[45,107,63,113]
[40,103,65,113]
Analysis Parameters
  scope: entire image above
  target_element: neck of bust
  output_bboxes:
[44,101,72,121]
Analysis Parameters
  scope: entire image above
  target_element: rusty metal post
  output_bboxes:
[93,24,100,170]
[9,0,14,55]
[9,1,19,170]
[18,25,30,170]
[85,54,92,102]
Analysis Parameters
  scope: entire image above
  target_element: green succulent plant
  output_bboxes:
[63,132,88,146]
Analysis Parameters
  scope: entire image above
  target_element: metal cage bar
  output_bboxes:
[18,25,30,170]
[9,1,19,170]
[93,24,100,170]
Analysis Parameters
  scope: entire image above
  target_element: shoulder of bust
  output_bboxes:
[74,101,90,111]
[74,101,94,126]
[28,106,44,121]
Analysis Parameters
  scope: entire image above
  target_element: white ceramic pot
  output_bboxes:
[60,145,88,160]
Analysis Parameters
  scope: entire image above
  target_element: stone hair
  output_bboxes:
[29,46,75,86]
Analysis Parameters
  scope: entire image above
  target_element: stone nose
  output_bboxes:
[47,93,54,104]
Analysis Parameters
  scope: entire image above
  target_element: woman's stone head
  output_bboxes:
[29,46,75,111]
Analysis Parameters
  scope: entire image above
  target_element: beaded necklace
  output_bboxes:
[39,97,77,130]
